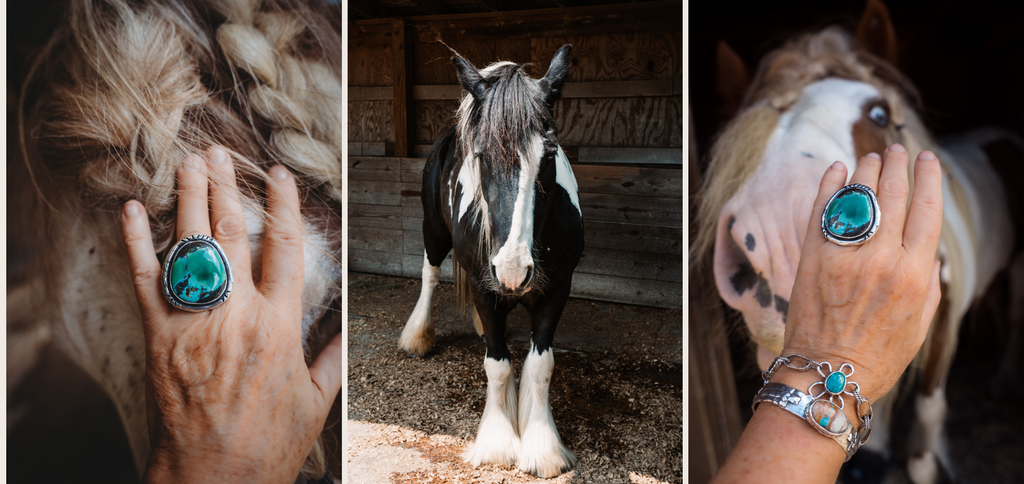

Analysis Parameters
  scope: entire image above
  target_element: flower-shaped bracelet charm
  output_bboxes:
[809,362,857,409]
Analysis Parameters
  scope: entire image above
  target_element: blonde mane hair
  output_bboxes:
[692,26,934,271]
[17,0,341,479]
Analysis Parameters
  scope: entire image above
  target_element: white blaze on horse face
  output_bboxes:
[463,357,521,467]
[491,135,542,290]
[713,78,883,354]
[517,343,576,477]
[555,146,581,215]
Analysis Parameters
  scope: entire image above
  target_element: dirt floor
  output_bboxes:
[346,272,684,484]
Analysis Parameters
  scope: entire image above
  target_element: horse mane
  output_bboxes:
[17,0,341,479]
[692,26,934,270]
[20,0,342,255]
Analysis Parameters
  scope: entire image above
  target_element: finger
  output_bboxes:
[849,152,882,189]
[805,161,849,246]
[918,260,942,339]
[259,166,305,306]
[903,151,943,256]
[875,144,911,241]
[206,146,253,289]
[121,201,168,327]
[175,154,211,240]
[309,332,343,418]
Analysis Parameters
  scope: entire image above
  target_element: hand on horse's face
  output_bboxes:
[777,144,944,403]
[120,146,342,483]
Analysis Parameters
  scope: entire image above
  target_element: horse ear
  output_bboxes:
[716,41,750,116]
[856,0,898,64]
[540,44,572,105]
[452,55,488,100]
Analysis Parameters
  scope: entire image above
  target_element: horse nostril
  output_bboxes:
[520,265,534,289]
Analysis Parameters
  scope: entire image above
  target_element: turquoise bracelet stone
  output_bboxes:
[162,234,233,311]
[825,371,847,394]
[821,184,880,246]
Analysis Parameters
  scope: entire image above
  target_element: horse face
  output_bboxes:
[713,77,892,361]
[452,45,571,296]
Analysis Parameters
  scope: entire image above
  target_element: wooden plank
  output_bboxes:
[555,97,682,148]
[392,19,410,157]
[401,253,454,281]
[348,45,392,86]
[349,226,403,253]
[414,100,459,145]
[401,158,427,182]
[354,81,679,101]
[348,203,403,231]
[412,39,532,85]
[349,157,402,182]
[349,22,393,48]
[348,180,401,206]
[569,272,681,309]
[349,86,393,101]
[576,247,681,283]
[578,147,683,165]
[348,101,393,143]
[349,248,403,277]
[584,221,681,255]
[532,33,682,82]
[579,192,682,226]
[573,165,684,199]
[401,2,682,42]
[347,142,386,157]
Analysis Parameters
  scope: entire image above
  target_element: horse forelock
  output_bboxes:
[456,62,550,179]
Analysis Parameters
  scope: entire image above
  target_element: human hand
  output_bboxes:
[120,146,342,483]
[775,144,943,403]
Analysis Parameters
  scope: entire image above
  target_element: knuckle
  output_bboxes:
[132,264,161,286]
[214,215,248,241]
[881,177,909,199]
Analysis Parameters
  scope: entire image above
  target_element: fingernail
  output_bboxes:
[889,143,906,153]
[124,201,139,218]
[270,165,289,180]
[918,151,936,161]
[866,152,881,160]
[210,146,227,164]
[831,161,844,170]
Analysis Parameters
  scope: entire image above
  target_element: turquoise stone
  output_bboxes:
[169,242,227,304]
[825,189,873,238]
[825,371,847,394]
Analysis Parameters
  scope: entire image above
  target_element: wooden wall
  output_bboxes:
[349,1,683,309]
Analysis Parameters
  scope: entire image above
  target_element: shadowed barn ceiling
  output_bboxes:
[349,0,668,19]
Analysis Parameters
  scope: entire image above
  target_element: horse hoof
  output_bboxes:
[840,450,886,484]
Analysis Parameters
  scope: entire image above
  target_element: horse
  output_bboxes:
[693,2,1019,483]
[10,0,342,481]
[398,44,584,478]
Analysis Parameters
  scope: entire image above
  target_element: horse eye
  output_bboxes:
[867,105,888,127]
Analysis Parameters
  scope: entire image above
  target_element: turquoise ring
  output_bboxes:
[162,234,233,312]
[821,184,880,246]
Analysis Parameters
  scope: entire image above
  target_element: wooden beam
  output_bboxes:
[578,147,683,165]
[391,19,411,157]
[348,0,388,19]
[349,86,393,101]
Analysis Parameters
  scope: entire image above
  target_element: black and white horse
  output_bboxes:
[399,45,583,478]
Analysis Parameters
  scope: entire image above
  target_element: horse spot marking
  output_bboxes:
[774,295,789,323]
[727,216,736,232]
[125,345,132,353]
[755,274,772,308]
[100,324,106,333]
[745,233,756,251]
[89,247,96,255]
[801,151,815,158]
[729,260,758,296]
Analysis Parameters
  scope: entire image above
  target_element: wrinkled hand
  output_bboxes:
[777,144,943,402]
[120,146,342,483]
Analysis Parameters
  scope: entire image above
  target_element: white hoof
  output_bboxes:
[908,451,938,484]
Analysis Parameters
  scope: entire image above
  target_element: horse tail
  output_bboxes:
[451,257,483,335]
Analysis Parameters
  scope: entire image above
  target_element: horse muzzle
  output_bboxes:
[491,262,534,296]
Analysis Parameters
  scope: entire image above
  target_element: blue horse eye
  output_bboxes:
[868,105,888,127]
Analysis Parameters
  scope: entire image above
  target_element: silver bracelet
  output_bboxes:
[753,354,873,461]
